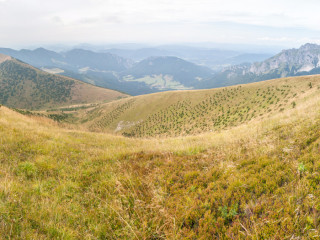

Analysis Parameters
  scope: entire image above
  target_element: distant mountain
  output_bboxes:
[0,47,144,94]
[121,56,214,90]
[0,54,127,109]
[104,48,176,61]
[62,56,215,95]
[206,43,320,88]
[157,45,240,68]
[62,49,133,72]
[104,46,238,69]
[104,45,272,70]
[224,53,273,65]
[248,43,320,76]
[0,47,218,95]
[0,47,61,67]
[0,48,132,72]
[0,46,279,95]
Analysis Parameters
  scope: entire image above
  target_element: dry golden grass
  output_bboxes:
[2,75,320,238]
[71,74,320,137]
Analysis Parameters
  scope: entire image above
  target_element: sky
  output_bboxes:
[1,0,320,50]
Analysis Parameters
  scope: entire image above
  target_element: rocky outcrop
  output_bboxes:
[247,43,320,76]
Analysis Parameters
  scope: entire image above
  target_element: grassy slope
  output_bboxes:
[2,75,320,238]
[0,58,128,110]
[78,75,320,137]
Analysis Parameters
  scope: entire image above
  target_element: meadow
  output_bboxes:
[1,75,320,238]
[66,75,320,138]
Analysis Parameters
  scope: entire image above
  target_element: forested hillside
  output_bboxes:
[0,56,128,109]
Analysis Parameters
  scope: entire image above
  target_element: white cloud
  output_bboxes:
[0,0,320,48]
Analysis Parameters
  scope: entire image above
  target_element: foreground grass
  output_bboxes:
[1,90,320,238]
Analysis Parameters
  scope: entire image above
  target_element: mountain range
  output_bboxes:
[103,45,271,68]
[0,46,272,95]
[1,43,320,96]
[209,43,320,88]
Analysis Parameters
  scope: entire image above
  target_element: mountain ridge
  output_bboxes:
[0,55,128,109]
[61,74,320,137]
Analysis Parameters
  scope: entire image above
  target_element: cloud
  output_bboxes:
[0,0,320,48]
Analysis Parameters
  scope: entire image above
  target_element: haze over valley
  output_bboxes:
[1,43,319,96]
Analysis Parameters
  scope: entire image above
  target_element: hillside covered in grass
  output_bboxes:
[2,74,320,238]
[0,54,128,110]
[72,75,320,137]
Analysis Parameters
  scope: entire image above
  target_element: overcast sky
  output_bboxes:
[1,0,320,49]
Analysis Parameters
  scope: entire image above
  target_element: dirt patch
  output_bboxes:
[115,120,141,132]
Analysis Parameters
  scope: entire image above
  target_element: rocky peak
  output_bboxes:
[222,43,320,78]
[299,43,320,51]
